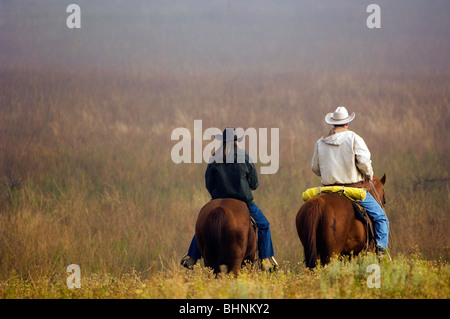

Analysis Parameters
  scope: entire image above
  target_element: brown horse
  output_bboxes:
[296,175,386,269]
[195,198,257,275]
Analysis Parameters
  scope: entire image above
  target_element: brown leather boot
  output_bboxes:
[180,255,197,270]
[260,256,279,272]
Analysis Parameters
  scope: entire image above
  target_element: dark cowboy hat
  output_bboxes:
[214,127,244,142]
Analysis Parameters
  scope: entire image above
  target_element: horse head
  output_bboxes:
[366,173,386,207]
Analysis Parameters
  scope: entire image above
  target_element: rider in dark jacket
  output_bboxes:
[181,128,278,271]
[205,147,258,206]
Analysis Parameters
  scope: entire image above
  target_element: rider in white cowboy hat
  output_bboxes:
[312,106,390,256]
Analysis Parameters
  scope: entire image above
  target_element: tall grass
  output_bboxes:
[0,67,449,285]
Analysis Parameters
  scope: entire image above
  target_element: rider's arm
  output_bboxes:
[246,156,259,191]
[354,135,374,179]
[311,141,321,176]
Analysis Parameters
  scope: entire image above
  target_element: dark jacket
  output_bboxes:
[205,147,259,205]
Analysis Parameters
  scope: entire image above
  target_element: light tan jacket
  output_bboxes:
[311,127,373,185]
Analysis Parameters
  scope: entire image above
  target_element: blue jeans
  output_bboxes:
[358,191,389,249]
[187,203,275,259]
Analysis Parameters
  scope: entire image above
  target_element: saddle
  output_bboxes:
[352,201,375,252]
[250,215,258,254]
[250,215,258,233]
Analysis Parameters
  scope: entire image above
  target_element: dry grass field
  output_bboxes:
[0,1,449,299]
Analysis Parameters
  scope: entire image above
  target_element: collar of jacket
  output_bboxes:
[325,126,348,137]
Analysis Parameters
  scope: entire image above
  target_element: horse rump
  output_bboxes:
[195,198,255,275]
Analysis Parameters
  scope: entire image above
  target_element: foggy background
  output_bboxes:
[1,0,449,73]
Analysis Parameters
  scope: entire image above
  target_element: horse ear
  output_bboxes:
[380,173,386,185]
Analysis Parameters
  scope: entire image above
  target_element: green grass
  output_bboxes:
[1,254,448,299]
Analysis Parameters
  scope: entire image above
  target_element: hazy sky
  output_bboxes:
[1,0,449,73]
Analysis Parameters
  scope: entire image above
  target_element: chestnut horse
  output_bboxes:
[296,175,386,269]
[195,198,257,275]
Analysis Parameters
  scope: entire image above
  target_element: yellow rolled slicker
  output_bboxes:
[302,186,367,202]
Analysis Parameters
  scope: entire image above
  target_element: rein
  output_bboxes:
[368,180,384,210]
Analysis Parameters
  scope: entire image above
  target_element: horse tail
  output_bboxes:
[204,206,227,273]
[297,198,322,269]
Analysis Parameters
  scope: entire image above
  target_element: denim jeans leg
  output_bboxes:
[187,234,202,259]
[247,204,275,259]
[358,191,389,249]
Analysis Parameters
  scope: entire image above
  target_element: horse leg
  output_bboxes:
[224,248,246,276]
[317,237,336,266]
[228,259,242,276]
[222,228,247,276]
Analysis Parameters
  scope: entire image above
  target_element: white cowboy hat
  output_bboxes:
[325,106,355,125]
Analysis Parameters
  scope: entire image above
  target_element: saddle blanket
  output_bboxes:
[302,186,367,202]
